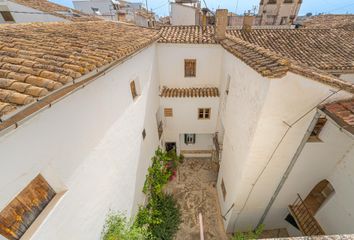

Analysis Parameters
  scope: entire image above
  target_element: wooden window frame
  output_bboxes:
[0,11,15,22]
[164,108,173,117]
[308,117,327,142]
[184,59,196,78]
[0,175,56,240]
[198,108,211,120]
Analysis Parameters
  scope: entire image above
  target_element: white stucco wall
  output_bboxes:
[216,46,353,233]
[340,74,354,84]
[263,118,354,234]
[170,3,197,26]
[0,45,159,240]
[161,97,219,153]
[0,1,67,23]
[157,44,222,88]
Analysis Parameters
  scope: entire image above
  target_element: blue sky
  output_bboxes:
[53,0,354,17]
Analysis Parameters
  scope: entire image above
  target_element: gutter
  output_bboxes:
[0,41,157,136]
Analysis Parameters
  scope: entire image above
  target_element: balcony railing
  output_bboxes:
[288,194,325,236]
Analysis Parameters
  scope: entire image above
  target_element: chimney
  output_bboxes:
[215,9,228,41]
[242,12,254,32]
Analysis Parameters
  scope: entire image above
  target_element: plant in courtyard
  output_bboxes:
[232,224,264,240]
[101,211,148,240]
[136,148,182,240]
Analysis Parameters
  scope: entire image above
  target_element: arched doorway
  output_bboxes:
[303,179,335,215]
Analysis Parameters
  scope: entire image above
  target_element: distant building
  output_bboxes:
[170,0,201,26]
[258,0,302,25]
[0,0,98,24]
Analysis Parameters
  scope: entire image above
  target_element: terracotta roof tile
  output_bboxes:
[322,99,354,134]
[0,21,159,118]
[158,26,217,44]
[160,87,219,98]
[226,29,354,73]
[10,0,102,22]
[302,14,354,31]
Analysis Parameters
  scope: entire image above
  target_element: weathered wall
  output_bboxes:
[340,74,354,83]
[157,44,222,88]
[170,3,197,26]
[0,45,159,240]
[0,0,67,23]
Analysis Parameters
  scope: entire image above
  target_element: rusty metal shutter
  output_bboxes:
[0,175,56,240]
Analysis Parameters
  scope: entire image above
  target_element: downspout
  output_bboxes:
[256,111,321,227]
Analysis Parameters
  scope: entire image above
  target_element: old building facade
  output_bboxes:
[0,5,353,240]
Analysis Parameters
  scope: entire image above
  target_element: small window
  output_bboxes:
[184,59,196,77]
[221,179,227,201]
[142,129,146,140]
[130,80,139,100]
[184,134,196,145]
[0,11,15,22]
[198,108,211,119]
[0,175,55,240]
[308,117,327,142]
[164,108,173,117]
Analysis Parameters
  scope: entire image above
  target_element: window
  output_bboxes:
[268,0,277,4]
[164,108,173,117]
[198,108,211,119]
[142,129,146,139]
[184,59,196,77]
[0,11,14,22]
[130,80,139,100]
[284,0,293,3]
[0,175,55,240]
[221,179,227,201]
[184,134,196,145]
[308,117,327,142]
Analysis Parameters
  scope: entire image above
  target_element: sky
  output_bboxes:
[53,0,354,17]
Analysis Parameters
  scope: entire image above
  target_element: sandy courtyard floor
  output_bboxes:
[165,157,229,240]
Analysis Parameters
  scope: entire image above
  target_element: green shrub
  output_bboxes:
[232,224,264,240]
[101,212,148,240]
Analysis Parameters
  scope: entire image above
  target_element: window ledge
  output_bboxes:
[21,191,66,240]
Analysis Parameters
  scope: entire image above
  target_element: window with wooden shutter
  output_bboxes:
[0,11,14,22]
[164,108,173,117]
[0,175,55,240]
[308,117,327,142]
[184,59,196,77]
[198,108,211,119]
[130,80,138,99]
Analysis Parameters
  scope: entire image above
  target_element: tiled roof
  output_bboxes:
[160,87,219,98]
[302,14,354,31]
[322,99,354,134]
[0,21,159,118]
[158,26,217,44]
[221,36,354,93]
[10,0,101,22]
[221,37,290,78]
[226,29,354,73]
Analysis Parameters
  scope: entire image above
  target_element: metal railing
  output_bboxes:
[289,194,325,236]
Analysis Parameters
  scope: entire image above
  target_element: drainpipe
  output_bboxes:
[256,111,321,227]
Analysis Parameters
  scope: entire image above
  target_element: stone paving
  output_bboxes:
[165,157,229,240]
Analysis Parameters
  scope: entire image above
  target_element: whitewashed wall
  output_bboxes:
[263,119,354,234]
[0,45,159,240]
[340,74,354,83]
[161,97,219,153]
[0,0,67,23]
[157,44,222,88]
[216,46,353,233]
[170,3,197,26]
